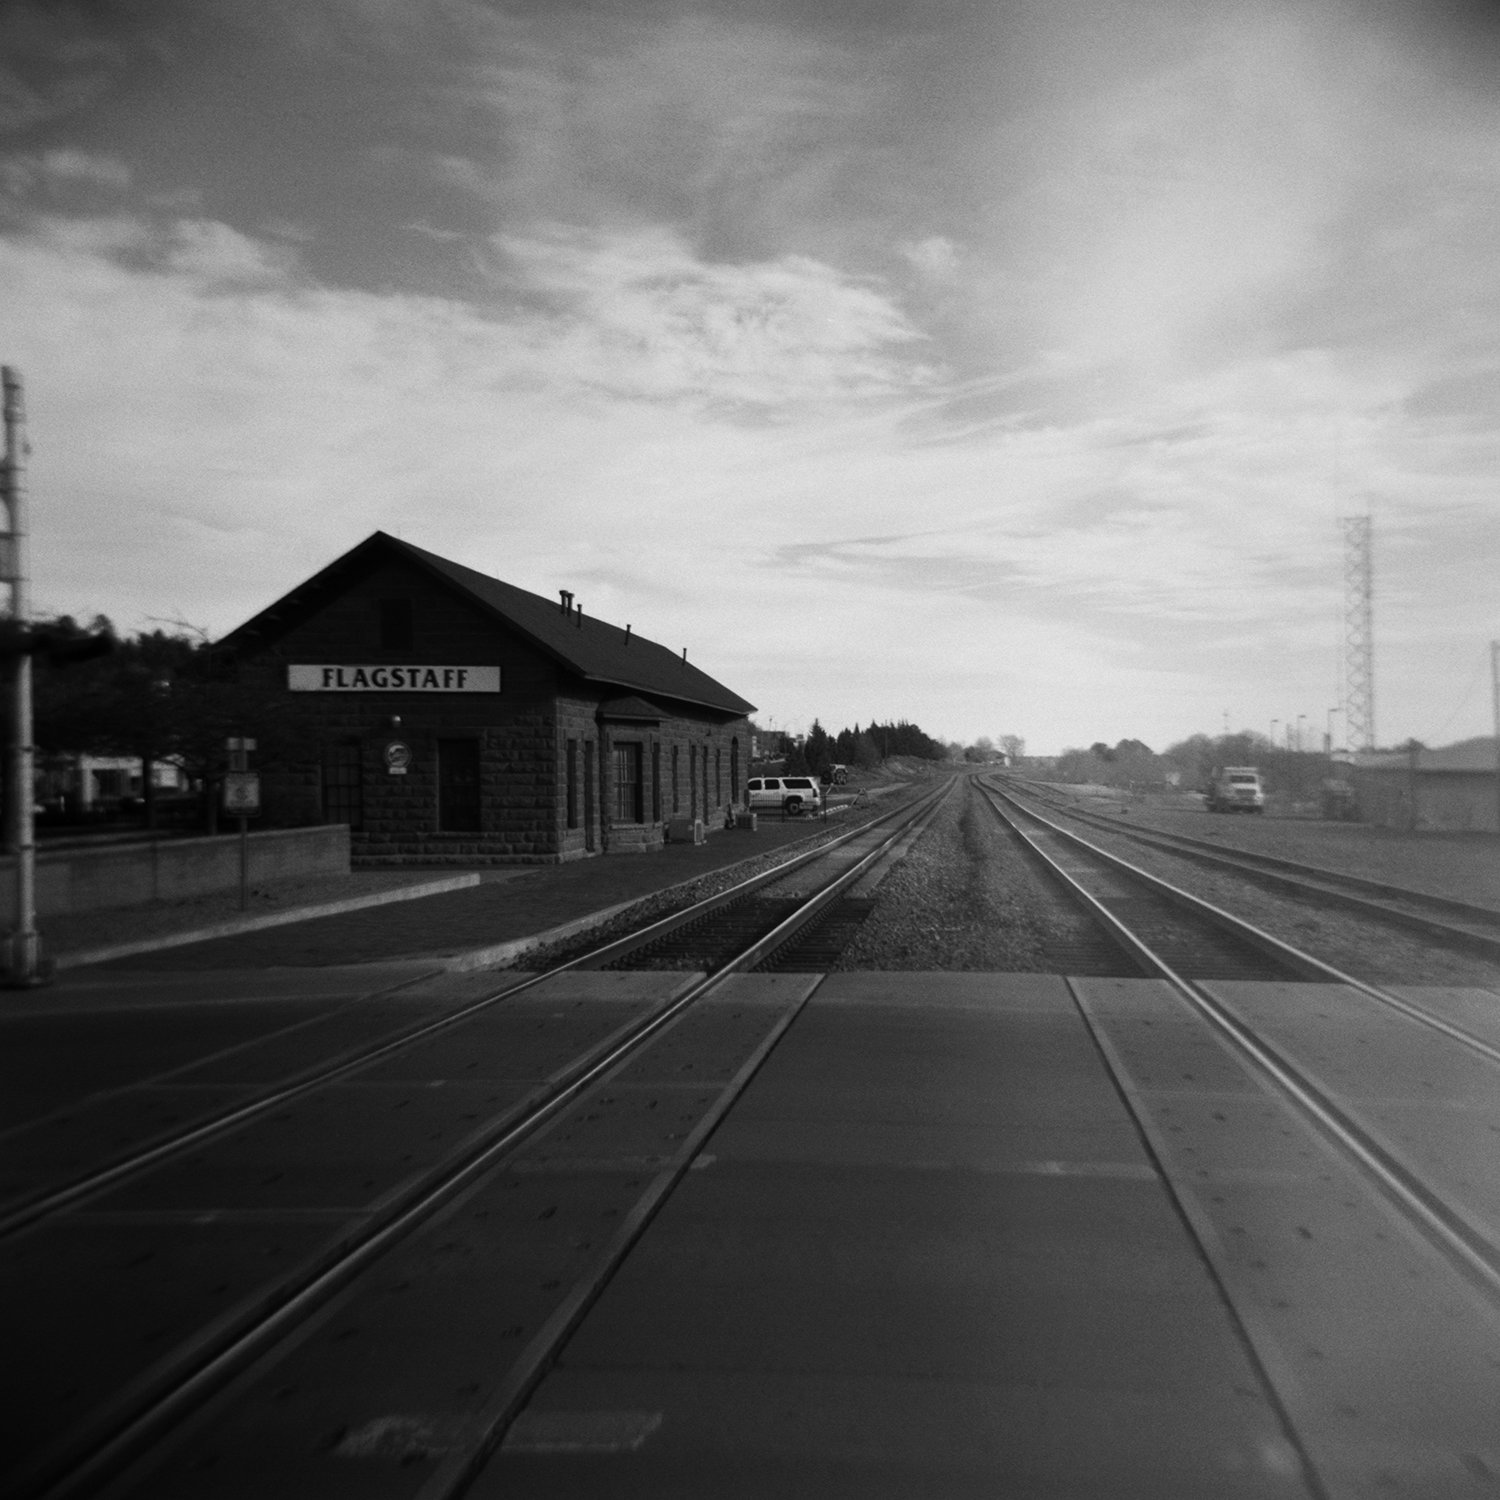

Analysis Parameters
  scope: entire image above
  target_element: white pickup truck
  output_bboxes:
[1207,766,1266,813]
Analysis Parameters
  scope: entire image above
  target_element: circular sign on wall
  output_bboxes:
[384,739,413,775]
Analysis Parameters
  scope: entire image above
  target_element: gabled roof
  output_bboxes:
[218,531,755,717]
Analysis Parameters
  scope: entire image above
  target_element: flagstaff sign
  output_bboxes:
[288,664,501,693]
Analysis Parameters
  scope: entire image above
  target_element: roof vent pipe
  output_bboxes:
[559,589,573,615]
[625,624,632,644]
[681,647,687,661]
[576,602,583,628]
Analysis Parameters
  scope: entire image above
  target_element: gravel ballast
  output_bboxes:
[835,784,1093,971]
[843,779,1500,989]
[520,775,1500,989]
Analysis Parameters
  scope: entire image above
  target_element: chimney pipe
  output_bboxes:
[559,589,573,615]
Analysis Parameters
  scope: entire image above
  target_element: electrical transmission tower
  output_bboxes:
[1342,515,1374,752]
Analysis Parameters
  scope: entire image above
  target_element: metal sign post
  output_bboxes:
[224,738,259,911]
[1,366,45,986]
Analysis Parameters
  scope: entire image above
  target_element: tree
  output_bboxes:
[999,734,1025,762]
[28,614,122,759]
[803,719,833,778]
[29,619,301,831]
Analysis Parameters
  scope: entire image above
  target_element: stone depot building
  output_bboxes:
[218,531,756,864]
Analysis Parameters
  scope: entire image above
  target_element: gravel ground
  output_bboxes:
[835,783,1092,970]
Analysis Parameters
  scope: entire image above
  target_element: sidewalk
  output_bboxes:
[43,811,852,974]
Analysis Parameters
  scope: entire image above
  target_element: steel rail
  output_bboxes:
[986,778,1500,1073]
[983,780,1500,1070]
[0,789,929,1241]
[24,781,954,1500]
[995,774,1500,954]
[979,782,1500,1307]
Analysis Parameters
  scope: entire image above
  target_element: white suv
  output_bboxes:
[746,775,823,816]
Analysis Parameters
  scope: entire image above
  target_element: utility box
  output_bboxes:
[667,816,706,845]
[735,811,758,831]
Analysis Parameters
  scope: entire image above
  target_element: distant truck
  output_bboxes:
[1206,765,1266,814]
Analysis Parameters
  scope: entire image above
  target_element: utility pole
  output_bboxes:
[1342,515,1375,752]
[1,366,44,985]
[1492,640,1500,836]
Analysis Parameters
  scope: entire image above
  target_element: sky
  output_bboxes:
[1,0,1498,756]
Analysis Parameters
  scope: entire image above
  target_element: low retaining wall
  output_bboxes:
[0,824,351,917]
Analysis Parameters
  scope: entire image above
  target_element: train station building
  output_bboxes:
[218,531,756,864]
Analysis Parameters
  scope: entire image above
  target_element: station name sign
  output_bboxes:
[288,664,501,693]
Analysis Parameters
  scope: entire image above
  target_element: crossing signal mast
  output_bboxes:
[1342,514,1375,754]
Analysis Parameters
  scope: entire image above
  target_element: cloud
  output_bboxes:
[0,2,128,131]
[164,219,298,285]
[452,9,884,257]
[899,236,959,283]
[492,224,933,409]
[5,2,1500,750]
[0,147,132,206]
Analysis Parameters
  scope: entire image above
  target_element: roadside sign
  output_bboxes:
[225,736,257,773]
[223,771,261,814]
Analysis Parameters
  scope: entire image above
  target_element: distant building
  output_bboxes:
[37,756,186,817]
[218,532,755,864]
[1349,737,1500,833]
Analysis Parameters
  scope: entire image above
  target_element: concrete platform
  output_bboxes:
[28,810,842,975]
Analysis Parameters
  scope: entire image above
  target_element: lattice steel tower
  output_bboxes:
[1342,515,1374,752]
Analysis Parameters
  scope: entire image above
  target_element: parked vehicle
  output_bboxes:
[746,775,823,816]
[1206,765,1266,813]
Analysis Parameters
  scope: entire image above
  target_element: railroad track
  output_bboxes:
[978,779,1500,1360]
[4,782,953,1500]
[978,781,1325,985]
[997,773,1500,960]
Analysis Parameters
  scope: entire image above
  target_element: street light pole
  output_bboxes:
[1,366,43,985]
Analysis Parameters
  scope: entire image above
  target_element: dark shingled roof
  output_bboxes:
[219,531,756,718]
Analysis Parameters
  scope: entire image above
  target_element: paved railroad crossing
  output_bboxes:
[6,842,1499,1497]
